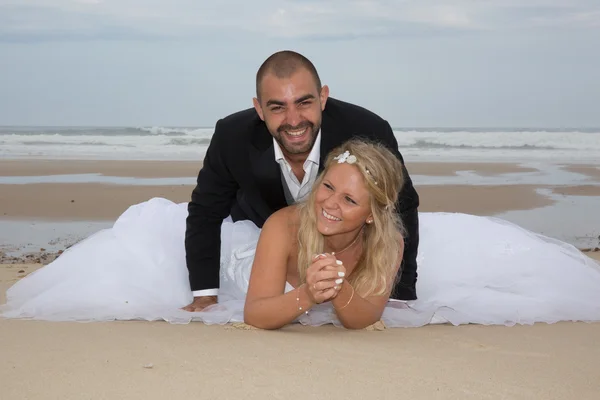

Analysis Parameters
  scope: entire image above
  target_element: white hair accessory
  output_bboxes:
[333,150,378,185]
[334,150,357,164]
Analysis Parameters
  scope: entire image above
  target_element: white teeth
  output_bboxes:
[322,209,341,221]
[286,128,306,136]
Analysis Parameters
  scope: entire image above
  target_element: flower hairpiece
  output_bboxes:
[334,150,357,164]
[333,150,378,185]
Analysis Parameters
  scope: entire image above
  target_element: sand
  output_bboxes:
[409,162,540,176]
[0,160,565,220]
[562,164,600,180]
[2,260,600,400]
[416,184,555,215]
[0,160,541,178]
[0,183,193,220]
[552,185,600,197]
[0,159,202,178]
[2,258,600,400]
[0,182,559,220]
[2,160,600,399]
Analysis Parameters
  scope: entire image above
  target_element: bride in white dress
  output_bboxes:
[2,140,600,328]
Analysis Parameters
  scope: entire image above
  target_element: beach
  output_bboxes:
[1,158,600,399]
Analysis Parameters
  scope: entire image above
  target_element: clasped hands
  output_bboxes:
[304,253,347,305]
[183,253,346,312]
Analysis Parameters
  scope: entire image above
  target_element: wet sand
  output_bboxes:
[1,159,599,255]
[552,185,600,197]
[0,159,543,178]
[0,159,202,178]
[562,164,600,180]
[0,183,192,220]
[0,182,561,220]
[409,162,540,176]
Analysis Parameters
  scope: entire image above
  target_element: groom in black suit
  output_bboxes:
[183,50,420,311]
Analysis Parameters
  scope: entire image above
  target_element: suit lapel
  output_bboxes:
[249,125,288,212]
[318,112,342,172]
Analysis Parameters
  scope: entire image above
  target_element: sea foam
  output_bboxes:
[0,126,598,162]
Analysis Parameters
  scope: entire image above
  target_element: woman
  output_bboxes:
[2,140,600,328]
[244,139,406,329]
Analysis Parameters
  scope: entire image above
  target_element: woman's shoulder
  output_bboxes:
[264,205,301,233]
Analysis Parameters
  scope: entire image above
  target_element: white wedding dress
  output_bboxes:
[2,197,600,327]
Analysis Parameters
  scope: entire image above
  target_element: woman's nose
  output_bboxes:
[323,193,340,209]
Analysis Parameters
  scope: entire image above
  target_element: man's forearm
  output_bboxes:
[184,120,239,293]
[185,200,224,292]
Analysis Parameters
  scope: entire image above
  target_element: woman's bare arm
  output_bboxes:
[243,209,313,329]
[331,240,405,329]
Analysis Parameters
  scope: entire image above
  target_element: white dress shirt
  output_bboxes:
[273,131,321,203]
[192,132,322,297]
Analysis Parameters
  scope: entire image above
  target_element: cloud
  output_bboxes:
[0,0,598,42]
[0,4,152,42]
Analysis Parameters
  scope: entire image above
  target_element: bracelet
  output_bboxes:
[336,284,355,310]
[296,284,309,315]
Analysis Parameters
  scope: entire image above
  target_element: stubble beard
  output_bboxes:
[275,121,320,155]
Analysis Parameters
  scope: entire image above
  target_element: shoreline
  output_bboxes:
[1,159,599,261]
[2,159,600,177]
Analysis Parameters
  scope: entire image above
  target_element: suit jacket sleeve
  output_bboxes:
[376,120,421,301]
[185,119,239,292]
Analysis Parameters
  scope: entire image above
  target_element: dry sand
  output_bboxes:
[2,260,600,400]
[2,160,600,399]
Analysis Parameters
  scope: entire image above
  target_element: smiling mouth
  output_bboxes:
[322,208,341,222]
[284,127,308,137]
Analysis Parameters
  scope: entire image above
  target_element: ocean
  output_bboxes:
[1,126,599,163]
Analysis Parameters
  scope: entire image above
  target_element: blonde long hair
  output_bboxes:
[296,139,406,297]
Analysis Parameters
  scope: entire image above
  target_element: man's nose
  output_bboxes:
[285,107,301,127]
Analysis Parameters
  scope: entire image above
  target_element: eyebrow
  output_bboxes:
[324,180,361,204]
[265,94,316,107]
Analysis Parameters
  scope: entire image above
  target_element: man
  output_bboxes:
[183,50,420,312]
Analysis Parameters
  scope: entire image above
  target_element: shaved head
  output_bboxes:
[256,50,322,100]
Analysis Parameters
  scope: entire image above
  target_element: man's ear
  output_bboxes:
[253,97,265,121]
[319,85,330,111]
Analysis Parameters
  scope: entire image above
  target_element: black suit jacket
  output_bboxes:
[185,97,420,300]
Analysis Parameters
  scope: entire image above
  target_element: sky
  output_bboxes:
[1,0,599,128]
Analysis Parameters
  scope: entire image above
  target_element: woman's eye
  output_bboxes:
[346,196,357,205]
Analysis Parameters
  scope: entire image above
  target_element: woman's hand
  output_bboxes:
[305,253,347,304]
